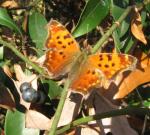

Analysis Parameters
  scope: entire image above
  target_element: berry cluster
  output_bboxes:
[20,82,46,104]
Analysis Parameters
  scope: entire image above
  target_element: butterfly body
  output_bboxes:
[44,20,137,94]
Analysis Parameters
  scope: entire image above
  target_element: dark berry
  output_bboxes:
[20,82,31,93]
[36,91,46,104]
[22,88,38,103]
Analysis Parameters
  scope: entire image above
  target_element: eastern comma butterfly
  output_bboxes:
[43,20,137,94]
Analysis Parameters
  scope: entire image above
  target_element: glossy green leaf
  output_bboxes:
[0,8,22,35]
[0,46,3,60]
[29,11,47,53]
[73,0,109,38]
[111,0,130,38]
[112,30,121,52]
[41,79,62,99]
[5,110,39,135]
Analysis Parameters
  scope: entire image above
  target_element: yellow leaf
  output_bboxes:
[131,8,147,45]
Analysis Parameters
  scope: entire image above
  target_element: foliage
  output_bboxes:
[0,0,150,135]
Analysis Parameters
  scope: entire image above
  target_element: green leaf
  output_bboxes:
[141,11,146,27]
[41,79,62,99]
[123,35,135,53]
[111,0,130,38]
[0,8,22,35]
[5,110,39,135]
[143,100,150,107]
[112,30,121,52]
[0,46,3,60]
[146,4,150,13]
[73,0,109,38]
[29,11,48,55]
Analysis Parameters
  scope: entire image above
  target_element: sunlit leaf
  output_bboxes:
[131,8,147,45]
[73,0,109,37]
[5,110,39,135]
[0,8,22,35]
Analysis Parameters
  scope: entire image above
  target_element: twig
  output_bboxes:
[56,107,150,134]
[91,6,133,54]
[48,79,71,135]
[0,38,45,75]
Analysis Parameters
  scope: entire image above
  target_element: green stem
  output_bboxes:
[56,107,150,134]
[91,6,133,54]
[48,79,71,135]
[0,39,44,74]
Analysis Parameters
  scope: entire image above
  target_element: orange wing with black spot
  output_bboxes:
[44,20,80,77]
[70,53,137,94]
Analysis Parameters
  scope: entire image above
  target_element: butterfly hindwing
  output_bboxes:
[70,53,137,93]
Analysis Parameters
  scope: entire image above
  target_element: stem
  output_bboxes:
[91,6,133,54]
[56,107,150,134]
[0,39,44,74]
[48,79,71,135]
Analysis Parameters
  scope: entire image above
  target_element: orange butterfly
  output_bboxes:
[44,20,137,94]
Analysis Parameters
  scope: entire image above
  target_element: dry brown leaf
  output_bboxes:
[0,82,15,110]
[1,0,18,8]
[131,8,147,45]
[66,129,76,135]
[114,66,150,99]
[26,110,52,129]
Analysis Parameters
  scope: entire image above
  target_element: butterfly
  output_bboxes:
[43,20,137,94]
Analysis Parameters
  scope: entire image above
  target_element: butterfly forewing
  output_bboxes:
[44,20,81,77]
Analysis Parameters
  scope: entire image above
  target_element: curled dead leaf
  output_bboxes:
[114,66,150,99]
[131,7,147,45]
[1,0,18,8]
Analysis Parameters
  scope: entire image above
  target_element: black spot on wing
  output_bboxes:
[107,54,112,61]
[104,64,109,68]
[64,34,71,39]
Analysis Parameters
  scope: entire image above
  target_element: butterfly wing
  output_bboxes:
[44,20,80,78]
[70,53,137,94]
